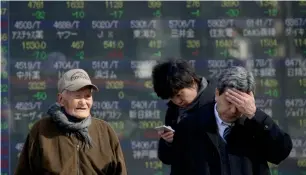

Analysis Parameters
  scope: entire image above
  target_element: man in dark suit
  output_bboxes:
[171,66,293,175]
[151,58,215,165]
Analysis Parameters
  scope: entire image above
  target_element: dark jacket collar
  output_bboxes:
[196,101,218,133]
[167,77,215,112]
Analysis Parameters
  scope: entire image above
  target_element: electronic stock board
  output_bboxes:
[1,1,306,175]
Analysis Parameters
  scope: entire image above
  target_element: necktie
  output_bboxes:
[223,126,232,141]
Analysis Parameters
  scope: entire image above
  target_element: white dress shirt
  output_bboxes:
[214,103,234,141]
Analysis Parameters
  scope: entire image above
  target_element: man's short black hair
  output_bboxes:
[152,58,200,100]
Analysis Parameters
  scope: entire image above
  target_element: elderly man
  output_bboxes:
[171,66,292,175]
[15,69,127,175]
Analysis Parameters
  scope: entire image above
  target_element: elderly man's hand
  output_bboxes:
[225,89,256,119]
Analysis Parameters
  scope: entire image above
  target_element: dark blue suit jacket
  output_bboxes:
[171,101,292,175]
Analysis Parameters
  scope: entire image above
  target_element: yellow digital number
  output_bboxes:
[139,121,163,129]
[22,41,47,50]
[103,40,124,49]
[148,0,162,8]
[260,79,278,88]
[1,58,6,66]
[215,39,233,48]
[71,41,84,49]
[104,40,115,49]
[259,1,277,7]
[221,0,239,7]
[260,39,278,47]
[109,121,124,130]
[186,40,200,48]
[294,39,306,47]
[1,33,7,41]
[299,79,306,87]
[148,40,162,48]
[299,0,306,6]
[105,1,123,9]
[106,81,124,89]
[67,1,84,8]
[28,1,44,9]
[144,80,153,89]
[299,119,306,127]
[297,159,306,167]
[28,81,46,90]
[1,8,7,15]
[145,161,163,169]
[186,0,200,8]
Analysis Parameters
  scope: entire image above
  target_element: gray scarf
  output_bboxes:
[47,103,93,148]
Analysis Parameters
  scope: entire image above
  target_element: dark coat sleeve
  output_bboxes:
[158,138,173,165]
[244,108,293,164]
[106,125,128,175]
[170,119,188,175]
[158,107,177,165]
[14,122,42,175]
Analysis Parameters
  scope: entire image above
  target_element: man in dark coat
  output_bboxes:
[171,66,293,175]
[151,58,215,165]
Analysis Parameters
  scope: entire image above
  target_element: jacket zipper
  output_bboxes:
[76,144,80,175]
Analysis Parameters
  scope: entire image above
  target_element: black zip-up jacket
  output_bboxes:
[158,77,215,165]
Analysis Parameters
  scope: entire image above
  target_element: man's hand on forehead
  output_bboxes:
[225,88,256,119]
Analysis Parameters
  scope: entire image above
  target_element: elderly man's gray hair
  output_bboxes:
[217,66,255,95]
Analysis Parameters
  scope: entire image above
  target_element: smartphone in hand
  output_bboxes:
[155,125,175,132]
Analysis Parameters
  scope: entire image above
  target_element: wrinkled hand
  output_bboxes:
[225,89,256,119]
[158,130,174,143]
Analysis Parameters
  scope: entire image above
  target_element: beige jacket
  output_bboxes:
[14,116,127,175]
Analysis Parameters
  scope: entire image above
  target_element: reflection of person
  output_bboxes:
[151,59,215,165]
[15,69,127,175]
[171,66,293,175]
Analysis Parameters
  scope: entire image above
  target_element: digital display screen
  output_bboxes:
[1,1,306,175]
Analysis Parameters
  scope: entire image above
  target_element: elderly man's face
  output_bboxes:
[58,86,93,119]
[215,88,241,123]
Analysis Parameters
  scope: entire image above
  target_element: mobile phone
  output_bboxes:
[154,125,175,132]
